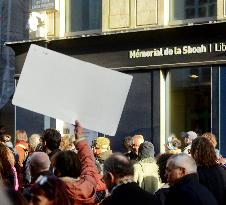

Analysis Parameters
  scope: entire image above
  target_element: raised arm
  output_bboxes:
[74,120,99,184]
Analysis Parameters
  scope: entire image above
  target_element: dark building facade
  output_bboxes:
[0,0,29,140]
[8,21,226,155]
[2,0,226,155]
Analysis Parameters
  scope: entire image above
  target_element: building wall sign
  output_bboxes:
[30,0,55,11]
[10,39,226,74]
[129,42,226,59]
[106,42,226,69]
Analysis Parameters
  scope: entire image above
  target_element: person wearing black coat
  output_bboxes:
[101,181,159,205]
[197,165,226,205]
[191,137,226,205]
[165,153,218,205]
[165,173,218,205]
[100,152,159,205]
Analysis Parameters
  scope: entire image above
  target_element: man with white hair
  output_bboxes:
[181,131,197,154]
[128,135,144,161]
[165,153,217,205]
[24,134,41,185]
[29,134,41,152]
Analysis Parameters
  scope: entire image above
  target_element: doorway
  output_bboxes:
[166,67,211,138]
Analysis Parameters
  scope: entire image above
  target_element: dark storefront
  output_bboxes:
[7,22,226,155]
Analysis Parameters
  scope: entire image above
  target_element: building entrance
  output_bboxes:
[166,67,211,138]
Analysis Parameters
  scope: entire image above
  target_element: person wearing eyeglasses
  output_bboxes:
[128,135,144,161]
[165,153,218,205]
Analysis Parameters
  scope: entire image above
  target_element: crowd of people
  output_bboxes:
[0,122,225,205]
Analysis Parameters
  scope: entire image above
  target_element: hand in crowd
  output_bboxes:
[74,120,84,140]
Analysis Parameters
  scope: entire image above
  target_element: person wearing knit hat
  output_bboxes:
[93,137,110,150]
[92,137,111,160]
[138,141,155,159]
[133,141,161,194]
[92,137,112,172]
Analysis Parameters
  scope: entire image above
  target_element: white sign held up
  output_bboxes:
[12,44,133,136]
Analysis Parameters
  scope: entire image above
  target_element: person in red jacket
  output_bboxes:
[51,120,105,205]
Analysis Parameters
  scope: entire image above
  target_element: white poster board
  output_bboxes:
[12,44,133,136]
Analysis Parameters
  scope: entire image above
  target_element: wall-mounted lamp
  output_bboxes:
[189,74,199,79]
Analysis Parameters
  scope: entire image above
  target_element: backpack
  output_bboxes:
[15,144,28,159]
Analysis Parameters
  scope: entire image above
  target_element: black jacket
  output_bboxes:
[48,148,61,159]
[100,182,159,205]
[198,165,226,205]
[165,173,218,205]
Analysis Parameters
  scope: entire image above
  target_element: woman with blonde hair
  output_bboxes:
[15,130,29,167]
[15,130,29,189]
[59,134,76,151]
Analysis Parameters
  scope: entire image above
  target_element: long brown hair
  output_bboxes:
[191,137,217,167]
[201,132,217,148]
[30,175,70,205]
[0,143,15,188]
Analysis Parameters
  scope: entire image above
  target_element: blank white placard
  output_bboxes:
[12,44,133,136]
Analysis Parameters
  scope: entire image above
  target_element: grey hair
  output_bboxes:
[167,153,197,174]
[30,152,51,172]
[29,134,41,152]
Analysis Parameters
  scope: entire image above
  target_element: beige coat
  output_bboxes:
[133,157,161,194]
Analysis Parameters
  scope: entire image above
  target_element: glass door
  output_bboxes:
[166,67,211,138]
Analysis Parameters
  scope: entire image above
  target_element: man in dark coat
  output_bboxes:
[100,152,159,205]
[165,153,218,205]
[23,152,52,201]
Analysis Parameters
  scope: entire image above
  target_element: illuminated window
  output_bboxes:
[65,0,101,33]
[170,0,217,21]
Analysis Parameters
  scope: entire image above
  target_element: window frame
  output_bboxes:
[64,0,102,36]
[169,0,217,25]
